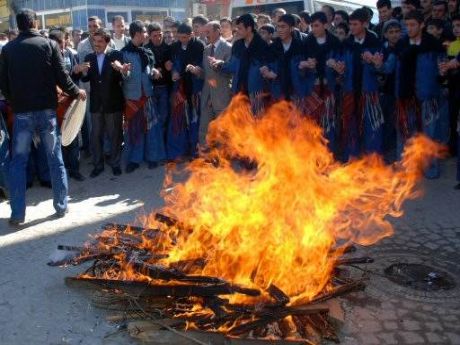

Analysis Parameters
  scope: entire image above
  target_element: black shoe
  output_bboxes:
[9,218,25,226]
[148,161,159,169]
[126,162,140,173]
[112,167,122,176]
[70,172,85,182]
[90,167,104,178]
[54,208,68,219]
[455,183,460,190]
[39,180,52,189]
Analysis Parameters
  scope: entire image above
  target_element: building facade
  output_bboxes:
[13,0,187,29]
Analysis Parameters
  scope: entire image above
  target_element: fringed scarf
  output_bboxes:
[301,86,336,133]
[171,81,201,135]
[124,96,147,145]
[396,97,421,139]
[249,91,266,117]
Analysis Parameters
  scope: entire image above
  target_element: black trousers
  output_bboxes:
[90,111,123,169]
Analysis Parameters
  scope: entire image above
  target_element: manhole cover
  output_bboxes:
[384,263,456,291]
[354,249,460,303]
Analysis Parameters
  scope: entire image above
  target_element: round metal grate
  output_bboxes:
[384,263,456,292]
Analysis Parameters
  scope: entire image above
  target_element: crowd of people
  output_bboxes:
[0,0,460,225]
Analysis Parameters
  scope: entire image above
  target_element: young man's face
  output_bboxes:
[258,29,272,43]
[378,6,392,22]
[453,20,460,38]
[311,20,326,38]
[448,0,458,13]
[221,21,232,36]
[300,18,310,32]
[149,30,163,45]
[193,23,205,38]
[177,32,191,46]
[432,4,446,19]
[385,27,402,45]
[427,25,443,39]
[420,0,433,12]
[349,20,365,37]
[163,31,174,45]
[113,19,125,36]
[333,14,345,26]
[93,35,108,53]
[237,23,252,40]
[405,19,423,39]
[336,28,347,41]
[276,21,292,41]
[88,20,101,35]
[72,31,82,43]
[402,3,416,15]
[132,28,147,46]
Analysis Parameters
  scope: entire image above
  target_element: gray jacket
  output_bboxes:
[121,50,154,100]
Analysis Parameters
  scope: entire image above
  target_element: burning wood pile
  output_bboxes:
[51,215,371,344]
[50,96,444,344]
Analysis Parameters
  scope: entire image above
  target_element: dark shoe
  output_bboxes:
[126,162,140,173]
[9,218,25,226]
[455,183,460,190]
[148,161,159,169]
[54,208,69,219]
[112,167,122,176]
[90,167,104,178]
[39,180,52,189]
[70,172,85,182]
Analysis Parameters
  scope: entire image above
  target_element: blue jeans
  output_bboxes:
[9,109,68,220]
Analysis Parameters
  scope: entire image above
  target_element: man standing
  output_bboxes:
[121,21,166,172]
[199,21,232,146]
[394,10,444,178]
[112,15,129,50]
[375,0,393,38]
[211,14,269,115]
[340,8,384,159]
[321,5,335,31]
[0,8,86,225]
[71,29,82,50]
[80,29,125,177]
[192,15,209,43]
[145,23,173,142]
[168,23,204,160]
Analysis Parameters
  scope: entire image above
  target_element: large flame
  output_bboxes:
[137,95,443,304]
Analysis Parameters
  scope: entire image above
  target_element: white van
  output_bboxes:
[229,0,380,22]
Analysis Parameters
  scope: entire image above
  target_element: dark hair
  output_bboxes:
[427,18,445,29]
[452,14,460,22]
[433,0,448,12]
[192,15,208,26]
[171,21,180,29]
[81,32,90,40]
[404,9,424,23]
[336,22,349,35]
[16,8,36,32]
[93,28,111,43]
[335,10,349,23]
[310,12,328,24]
[208,21,221,32]
[292,14,301,26]
[299,11,311,24]
[377,0,392,9]
[259,24,275,35]
[177,23,192,35]
[71,29,82,36]
[236,13,256,32]
[392,6,403,20]
[404,0,421,8]
[349,8,370,22]
[129,20,145,39]
[363,6,374,19]
[322,5,335,18]
[112,15,125,24]
[88,16,101,24]
[220,17,232,25]
[278,13,296,27]
[49,29,64,43]
[147,22,162,35]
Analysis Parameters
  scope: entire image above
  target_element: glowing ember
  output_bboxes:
[110,95,442,305]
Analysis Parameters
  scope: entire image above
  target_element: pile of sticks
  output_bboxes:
[50,214,372,344]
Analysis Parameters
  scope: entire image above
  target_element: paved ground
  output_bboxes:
[1,157,459,345]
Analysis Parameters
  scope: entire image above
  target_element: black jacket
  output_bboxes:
[0,30,80,113]
[144,41,172,87]
[81,49,124,113]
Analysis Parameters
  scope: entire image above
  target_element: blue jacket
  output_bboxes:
[121,49,155,100]
[394,34,443,101]
[221,33,269,95]
[341,31,382,94]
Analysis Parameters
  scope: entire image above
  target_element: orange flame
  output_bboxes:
[140,95,444,304]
